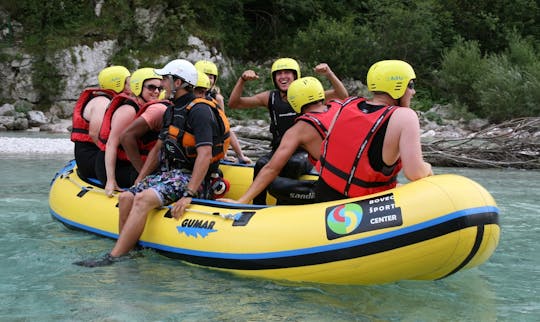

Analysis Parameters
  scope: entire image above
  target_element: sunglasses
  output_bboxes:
[407,82,415,90]
[144,84,163,92]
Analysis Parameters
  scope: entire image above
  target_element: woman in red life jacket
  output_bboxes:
[316,60,433,202]
[95,68,163,196]
[71,66,130,179]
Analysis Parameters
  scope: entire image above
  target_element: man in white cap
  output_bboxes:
[75,59,230,267]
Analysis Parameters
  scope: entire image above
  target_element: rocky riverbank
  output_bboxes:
[1,102,538,169]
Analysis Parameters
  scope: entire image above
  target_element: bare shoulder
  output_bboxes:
[91,95,110,103]
[87,95,109,108]
[394,107,418,118]
[390,107,419,125]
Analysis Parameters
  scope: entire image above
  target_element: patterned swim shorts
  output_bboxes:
[128,169,192,206]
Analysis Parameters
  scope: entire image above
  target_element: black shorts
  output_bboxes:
[94,150,138,188]
[74,141,100,179]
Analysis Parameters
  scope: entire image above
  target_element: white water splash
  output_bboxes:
[0,137,73,154]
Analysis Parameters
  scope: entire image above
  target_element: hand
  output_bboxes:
[425,162,434,176]
[241,70,259,82]
[239,155,252,164]
[314,63,333,77]
[171,196,192,219]
[105,181,121,197]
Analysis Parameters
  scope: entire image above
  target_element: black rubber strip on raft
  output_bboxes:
[156,211,499,270]
[439,225,485,279]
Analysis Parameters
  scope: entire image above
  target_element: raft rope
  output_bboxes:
[60,171,243,220]
[165,206,242,221]
[60,172,113,197]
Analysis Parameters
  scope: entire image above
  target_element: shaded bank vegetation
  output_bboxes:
[1,0,539,122]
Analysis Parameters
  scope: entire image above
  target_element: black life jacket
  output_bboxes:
[162,97,230,172]
[268,89,298,150]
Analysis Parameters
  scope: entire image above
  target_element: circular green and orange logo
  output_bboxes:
[327,203,363,235]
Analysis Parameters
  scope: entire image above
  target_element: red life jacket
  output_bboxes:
[295,99,342,167]
[70,88,116,143]
[133,99,172,160]
[97,93,140,161]
[318,97,402,197]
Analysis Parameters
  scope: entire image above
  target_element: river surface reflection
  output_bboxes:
[0,135,538,321]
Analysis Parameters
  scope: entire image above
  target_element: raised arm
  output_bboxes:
[314,63,349,101]
[228,70,269,109]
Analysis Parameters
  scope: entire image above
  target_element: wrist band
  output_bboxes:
[183,188,197,198]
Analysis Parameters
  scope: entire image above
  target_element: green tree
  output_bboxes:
[475,34,540,122]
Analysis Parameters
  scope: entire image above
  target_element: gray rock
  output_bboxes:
[420,129,437,138]
[426,104,455,119]
[0,115,14,128]
[49,102,75,119]
[54,40,117,101]
[27,110,50,126]
[467,118,490,132]
[0,103,15,116]
[134,5,166,42]
[12,117,28,130]
[40,119,71,133]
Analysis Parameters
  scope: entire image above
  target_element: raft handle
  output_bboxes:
[163,206,249,221]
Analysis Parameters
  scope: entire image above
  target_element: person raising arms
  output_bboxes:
[220,76,341,205]
[228,58,348,204]
[71,66,130,179]
[315,60,433,202]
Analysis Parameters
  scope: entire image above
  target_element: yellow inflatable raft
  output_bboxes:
[49,160,500,285]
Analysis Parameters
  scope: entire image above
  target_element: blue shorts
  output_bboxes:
[128,169,194,206]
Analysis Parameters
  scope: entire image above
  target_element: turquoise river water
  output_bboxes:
[0,134,538,321]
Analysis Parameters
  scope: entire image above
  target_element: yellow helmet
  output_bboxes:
[98,66,130,93]
[195,60,218,79]
[195,71,211,89]
[271,58,301,88]
[366,60,416,99]
[130,68,162,96]
[287,77,325,113]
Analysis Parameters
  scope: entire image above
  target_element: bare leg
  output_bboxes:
[118,191,135,233]
[110,189,161,257]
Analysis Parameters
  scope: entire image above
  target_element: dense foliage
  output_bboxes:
[1,0,539,121]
